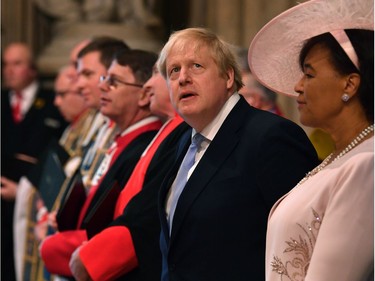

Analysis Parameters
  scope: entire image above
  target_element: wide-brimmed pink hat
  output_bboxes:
[248,0,374,97]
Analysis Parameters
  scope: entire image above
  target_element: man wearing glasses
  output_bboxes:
[99,74,144,89]
[40,48,162,279]
[68,64,191,281]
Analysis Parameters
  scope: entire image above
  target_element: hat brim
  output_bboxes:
[248,0,374,97]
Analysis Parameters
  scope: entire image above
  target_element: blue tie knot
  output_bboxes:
[192,133,205,149]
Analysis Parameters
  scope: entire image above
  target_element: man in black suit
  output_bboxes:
[1,42,67,281]
[156,27,319,281]
[1,43,67,184]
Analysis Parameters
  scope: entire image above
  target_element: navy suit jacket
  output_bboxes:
[1,87,67,181]
[158,96,319,281]
[1,86,67,281]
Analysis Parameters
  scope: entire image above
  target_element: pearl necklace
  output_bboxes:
[297,124,374,186]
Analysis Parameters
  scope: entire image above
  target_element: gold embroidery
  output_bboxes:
[33,98,45,109]
[271,208,323,280]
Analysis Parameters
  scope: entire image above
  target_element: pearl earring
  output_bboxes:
[342,93,350,102]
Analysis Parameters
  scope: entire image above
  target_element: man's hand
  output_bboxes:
[0,177,18,201]
[48,210,59,231]
[70,245,92,281]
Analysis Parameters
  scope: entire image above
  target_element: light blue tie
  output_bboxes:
[167,133,205,233]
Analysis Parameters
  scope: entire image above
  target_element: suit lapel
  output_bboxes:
[169,98,249,243]
[21,89,47,125]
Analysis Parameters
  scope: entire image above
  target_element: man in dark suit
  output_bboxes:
[156,27,319,281]
[1,42,67,281]
[1,42,67,185]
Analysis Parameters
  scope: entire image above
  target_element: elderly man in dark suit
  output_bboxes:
[1,42,67,281]
[1,43,67,184]
[156,27,319,281]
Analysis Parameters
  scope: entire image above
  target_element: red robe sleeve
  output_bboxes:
[40,230,88,276]
[79,226,137,281]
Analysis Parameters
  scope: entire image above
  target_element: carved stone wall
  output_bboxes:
[1,0,306,126]
[189,0,296,47]
[2,0,297,66]
[188,0,303,124]
[1,0,53,60]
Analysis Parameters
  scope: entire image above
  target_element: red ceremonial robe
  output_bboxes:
[40,117,162,276]
[79,114,187,280]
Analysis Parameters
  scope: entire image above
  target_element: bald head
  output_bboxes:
[54,65,87,122]
[2,42,37,91]
[69,39,91,68]
[239,72,277,110]
[54,65,75,93]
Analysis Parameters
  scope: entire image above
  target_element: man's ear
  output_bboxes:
[138,87,150,108]
[226,68,235,90]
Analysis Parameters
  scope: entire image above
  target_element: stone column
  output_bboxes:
[189,0,303,126]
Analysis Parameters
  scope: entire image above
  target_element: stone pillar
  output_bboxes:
[36,23,164,75]
[189,0,303,126]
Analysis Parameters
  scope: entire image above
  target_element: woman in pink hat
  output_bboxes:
[249,0,374,280]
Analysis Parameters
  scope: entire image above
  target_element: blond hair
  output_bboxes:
[157,27,243,91]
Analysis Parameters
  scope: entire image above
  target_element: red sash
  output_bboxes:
[114,114,183,217]
[76,119,162,227]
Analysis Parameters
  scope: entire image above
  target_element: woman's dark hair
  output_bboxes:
[299,29,374,123]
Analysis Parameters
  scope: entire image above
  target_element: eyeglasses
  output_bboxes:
[99,75,143,89]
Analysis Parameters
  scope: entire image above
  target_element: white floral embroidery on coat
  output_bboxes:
[271,208,323,281]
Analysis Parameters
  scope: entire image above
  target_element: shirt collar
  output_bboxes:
[120,116,160,137]
[12,81,38,101]
[192,92,240,142]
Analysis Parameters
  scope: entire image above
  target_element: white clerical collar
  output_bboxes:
[120,116,160,136]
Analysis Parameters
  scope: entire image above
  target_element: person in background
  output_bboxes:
[34,64,90,236]
[31,65,89,280]
[73,37,130,187]
[69,64,189,281]
[53,65,88,126]
[40,49,162,280]
[248,0,373,280]
[1,42,67,281]
[12,39,92,281]
[12,37,127,281]
[236,47,283,115]
[240,72,283,115]
[35,38,130,248]
[156,27,319,281]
